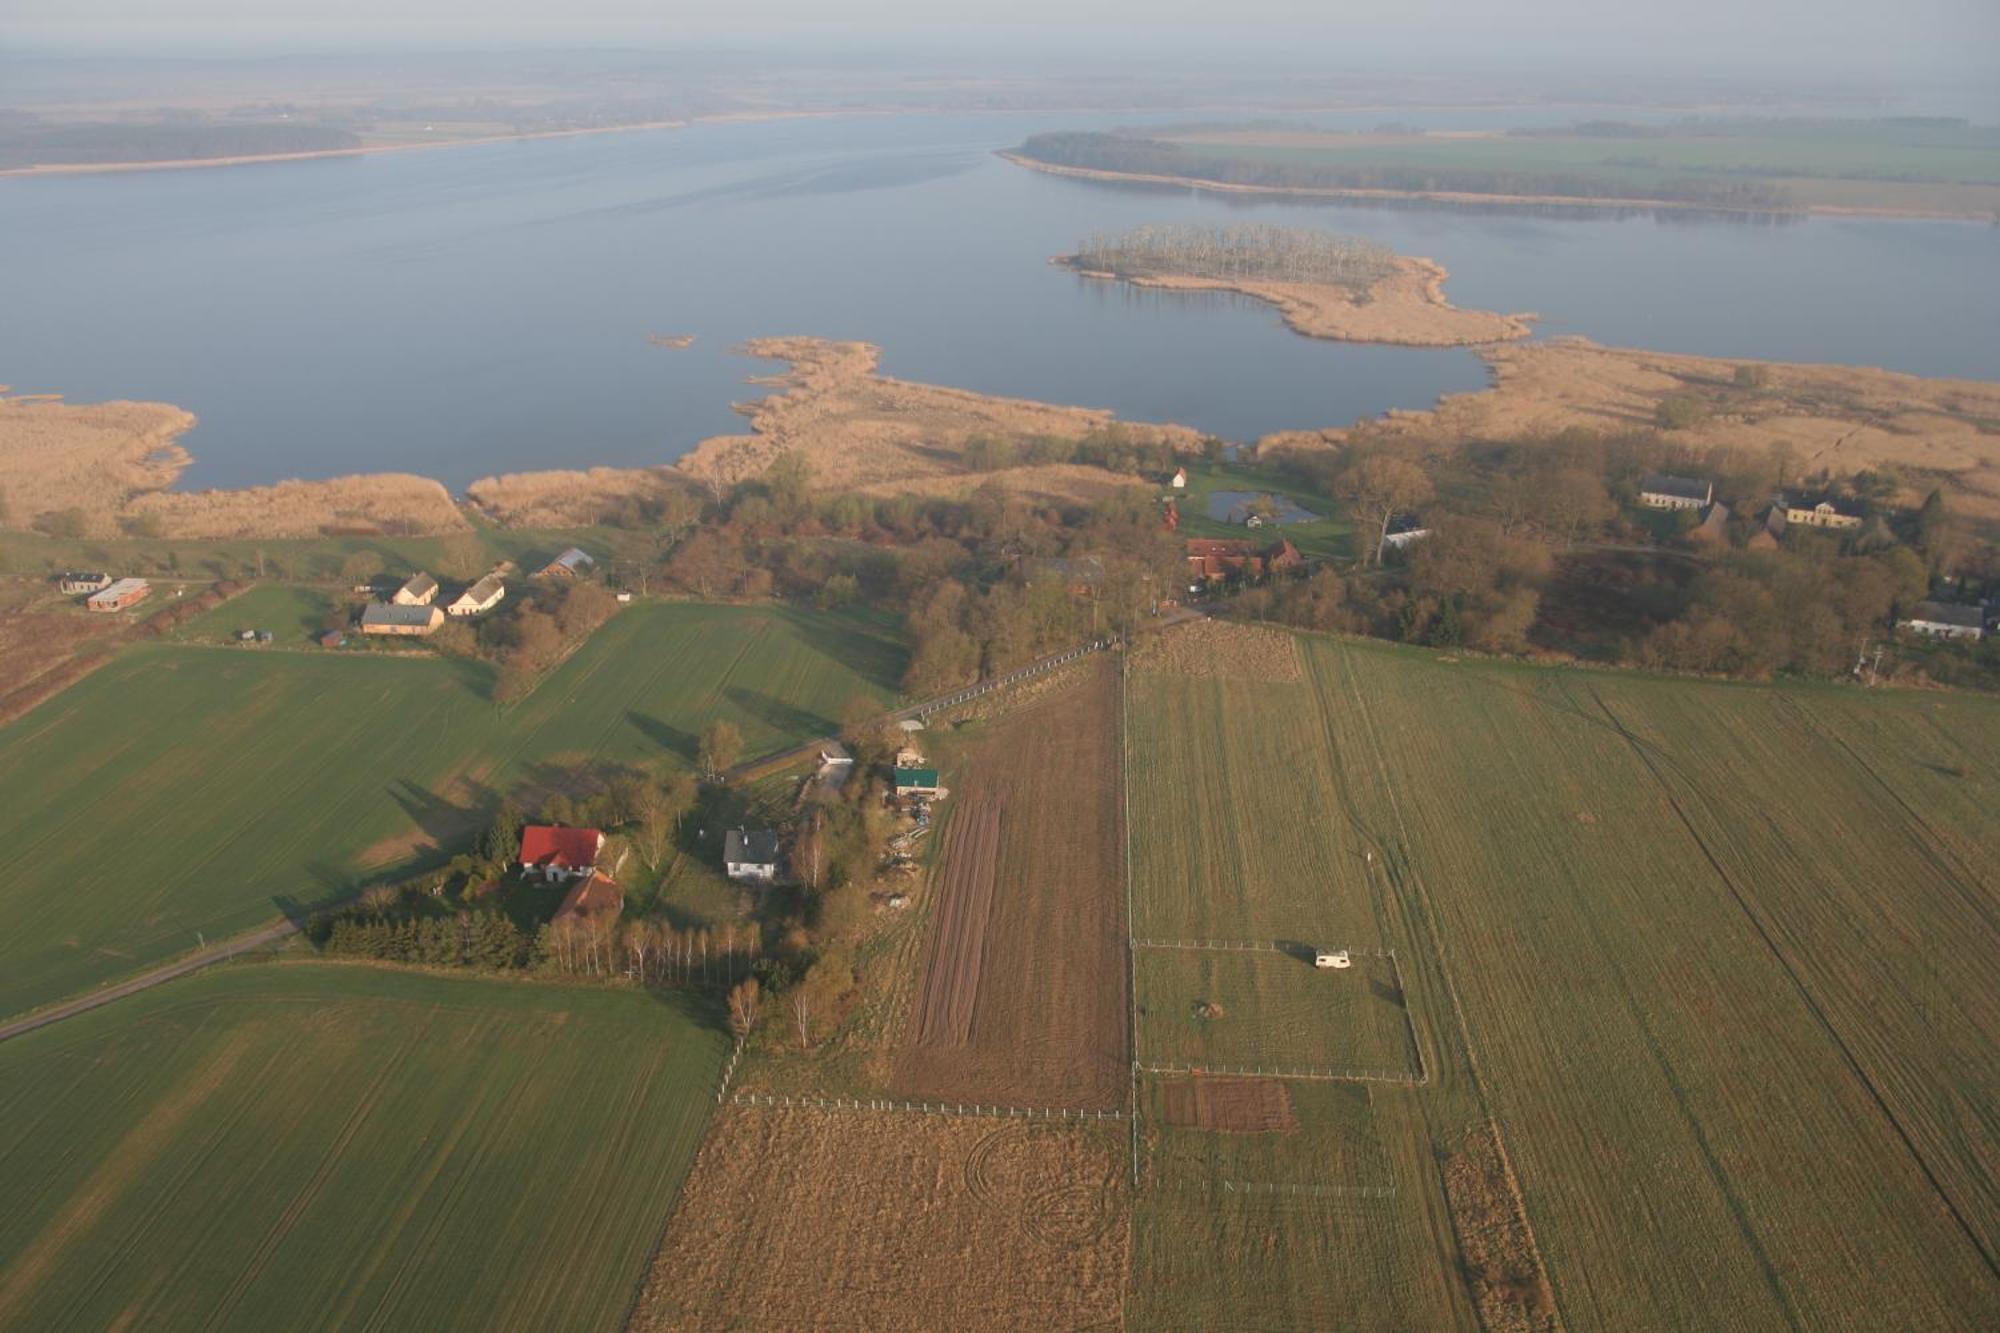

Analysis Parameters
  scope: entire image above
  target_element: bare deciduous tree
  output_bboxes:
[728,978,761,1040]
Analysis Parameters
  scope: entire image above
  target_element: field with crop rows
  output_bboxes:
[1125,670,1379,943]
[1300,635,2000,1329]
[0,602,903,1019]
[892,657,1127,1109]
[1121,627,2000,1329]
[0,964,726,1332]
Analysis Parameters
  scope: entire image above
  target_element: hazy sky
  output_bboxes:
[5,0,1997,81]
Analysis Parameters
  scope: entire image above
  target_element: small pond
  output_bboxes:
[1206,490,1324,526]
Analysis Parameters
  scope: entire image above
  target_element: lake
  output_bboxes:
[3,112,1996,490]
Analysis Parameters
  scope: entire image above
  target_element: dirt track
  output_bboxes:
[893,659,1128,1109]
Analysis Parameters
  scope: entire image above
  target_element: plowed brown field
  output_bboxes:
[1159,1077,1298,1134]
[632,1109,1129,1332]
[894,658,1127,1109]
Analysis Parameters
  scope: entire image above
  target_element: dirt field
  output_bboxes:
[1073,254,1535,347]
[633,1108,1129,1331]
[906,803,1003,1047]
[1261,336,2000,520]
[892,656,1128,1109]
[1158,1077,1298,1134]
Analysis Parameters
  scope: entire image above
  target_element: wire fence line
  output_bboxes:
[1205,1179,1400,1200]
[730,1091,1129,1122]
[909,639,1112,719]
[1137,1062,1427,1086]
[1129,938,1396,957]
[713,1039,747,1106]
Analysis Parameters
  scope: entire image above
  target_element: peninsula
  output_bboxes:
[1059,222,1533,347]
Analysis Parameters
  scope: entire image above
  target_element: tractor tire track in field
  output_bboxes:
[1314,641,1565,1332]
[1771,692,1998,934]
[1584,683,2000,1284]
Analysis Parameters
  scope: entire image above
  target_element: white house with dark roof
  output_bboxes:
[1899,601,1986,641]
[725,829,783,882]
[447,573,506,617]
[1639,474,1713,510]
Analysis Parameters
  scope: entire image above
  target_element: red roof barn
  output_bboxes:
[519,826,605,881]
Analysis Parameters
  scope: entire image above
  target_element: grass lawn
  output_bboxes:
[0,963,726,1333]
[176,583,340,645]
[0,601,904,1019]
[1133,948,1419,1075]
[1173,459,1352,560]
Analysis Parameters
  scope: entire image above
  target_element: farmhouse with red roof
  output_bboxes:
[518,825,605,882]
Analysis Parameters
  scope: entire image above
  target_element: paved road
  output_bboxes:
[0,918,300,1045]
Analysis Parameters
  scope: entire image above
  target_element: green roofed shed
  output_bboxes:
[893,767,940,795]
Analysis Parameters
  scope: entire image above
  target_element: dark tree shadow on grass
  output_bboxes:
[627,710,698,763]
[723,685,834,741]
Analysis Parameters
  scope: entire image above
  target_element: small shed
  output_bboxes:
[724,829,783,882]
[538,547,595,579]
[57,571,113,596]
[893,767,941,798]
[319,630,347,649]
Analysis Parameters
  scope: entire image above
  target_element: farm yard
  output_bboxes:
[0,601,903,1020]
[631,1108,1129,1332]
[0,964,726,1333]
[891,656,1128,1110]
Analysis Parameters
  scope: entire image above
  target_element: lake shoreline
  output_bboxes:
[11,328,2000,538]
[0,110,867,179]
[1000,149,1999,224]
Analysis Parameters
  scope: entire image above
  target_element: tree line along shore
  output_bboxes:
[1007,119,2000,221]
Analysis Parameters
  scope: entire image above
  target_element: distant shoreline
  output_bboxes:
[998,150,1997,223]
[0,110,857,179]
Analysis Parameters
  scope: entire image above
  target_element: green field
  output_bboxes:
[1123,632,2000,1328]
[0,964,725,1332]
[0,602,903,1019]
[1134,948,1418,1075]
[177,583,339,644]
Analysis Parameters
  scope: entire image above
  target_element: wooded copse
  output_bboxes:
[1071,222,1396,290]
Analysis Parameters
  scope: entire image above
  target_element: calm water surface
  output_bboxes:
[3,113,1995,489]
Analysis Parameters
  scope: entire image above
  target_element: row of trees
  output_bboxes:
[1072,222,1395,289]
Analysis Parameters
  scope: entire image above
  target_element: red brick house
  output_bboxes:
[518,826,605,882]
[1186,538,1263,583]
